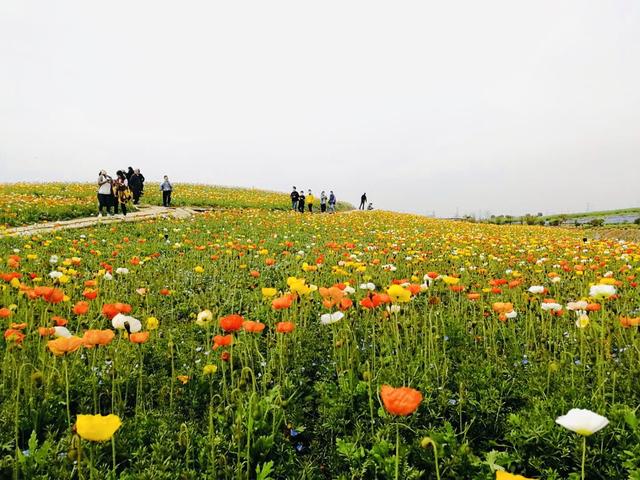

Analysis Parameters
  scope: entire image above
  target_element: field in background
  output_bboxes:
[0,183,353,227]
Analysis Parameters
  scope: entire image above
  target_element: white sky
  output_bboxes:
[1,1,639,217]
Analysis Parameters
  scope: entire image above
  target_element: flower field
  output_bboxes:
[1,207,640,479]
[1,183,353,228]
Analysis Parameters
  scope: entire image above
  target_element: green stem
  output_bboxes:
[63,357,71,429]
[581,435,586,480]
[395,422,400,480]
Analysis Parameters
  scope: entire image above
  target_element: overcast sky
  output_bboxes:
[1,1,639,217]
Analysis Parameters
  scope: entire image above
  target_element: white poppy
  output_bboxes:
[505,310,518,319]
[112,313,142,333]
[49,271,63,279]
[555,408,609,436]
[551,277,561,283]
[115,267,129,275]
[386,305,401,314]
[53,326,72,338]
[49,255,59,264]
[566,301,588,311]
[343,286,355,295]
[320,311,344,325]
[541,302,562,312]
[528,285,545,294]
[575,314,590,328]
[359,283,376,291]
[382,264,397,272]
[103,272,113,281]
[589,284,616,299]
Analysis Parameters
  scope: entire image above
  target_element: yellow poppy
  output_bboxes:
[76,414,122,442]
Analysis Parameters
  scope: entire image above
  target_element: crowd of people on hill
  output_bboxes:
[96,167,174,217]
[290,187,372,213]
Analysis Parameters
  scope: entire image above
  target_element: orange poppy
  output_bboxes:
[82,329,115,347]
[43,288,64,304]
[249,270,260,278]
[10,323,27,330]
[272,294,294,310]
[73,301,90,315]
[467,293,481,301]
[620,316,640,328]
[219,314,244,332]
[585,303,601,312]
[159,288,171,296]
[276,321,295,334]
[47,336,85,356]
[339,297,353,311]
[129,331,150,344]
[101,303,132,319]
[0,307,12,318]
[492,302,514,314]
[213,334,233,350]
[52,316,68,326]
[243,320,266,333]
[449,285,465,293]
[380,385,423,416]
[4,328,25,344]
[39,327,55,337]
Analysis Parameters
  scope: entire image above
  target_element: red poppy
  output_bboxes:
[249,270,260,278]
[339,298,353,311]
[219,314,244,332]
[276,321,295,334]
[82,289,98,300]
[380,385,423,416]
[213,334,233,350]
[159,288,171,296]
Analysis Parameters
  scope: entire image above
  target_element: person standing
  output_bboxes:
[97,170,114,216]
[114,170,132,216]
[320,191,327,212]
[126,167,135,181]
[307,190,315,213]
[129,169,144,205]
[359,193,367,210]
[290,187,299,211]
[160,175,173,207]
[297,190,305,213]
[328,191,336,213]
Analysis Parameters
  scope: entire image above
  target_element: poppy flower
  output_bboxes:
[76,414,122,442]
[73,301,90,315]
[42,287,65,304]
[261,288,277,298]
[82,329,115,347]
[556,408,609,436]
[102,303,132,319]
[111,314,142,333]
[242,320,266,333]
[129,331,150,344]
[159,288,171,296]
[387,285,411,303]
[52,316,68,326]
[39,327,55,337]
[620,316,640,328]
[82,289,98,300]
[47,336,85,355]
[272,294,294,310]
[496,472,535,480]
[276,321,295,333]
[177,375,190,384]
[380,385,423,416]
[213,334,233,350]
[219,314,244,332]
[0,307,12,318]
[196,310,213,326]
[4,328,26,344]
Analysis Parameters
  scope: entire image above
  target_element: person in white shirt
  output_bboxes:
[97,170,114,216]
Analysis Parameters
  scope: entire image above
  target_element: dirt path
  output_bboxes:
[3,205,198,237]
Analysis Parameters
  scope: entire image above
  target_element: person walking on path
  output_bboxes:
[320,191,327,213]
[129,169,144,205]
[290,187,299,211]
[359,193,367,210]
[297,190,305,213]
[113,170,132,216]
[328,191,336,213]
[307,190,315,213]
[160,175,173,207]
[97,170,114,216]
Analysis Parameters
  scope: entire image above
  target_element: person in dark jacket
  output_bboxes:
[290,187,299,211]
[328,191,336,213]
[359,193,367,210]
[126,167,134,181]
[129,169,145,205]
[297,191,305,213]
